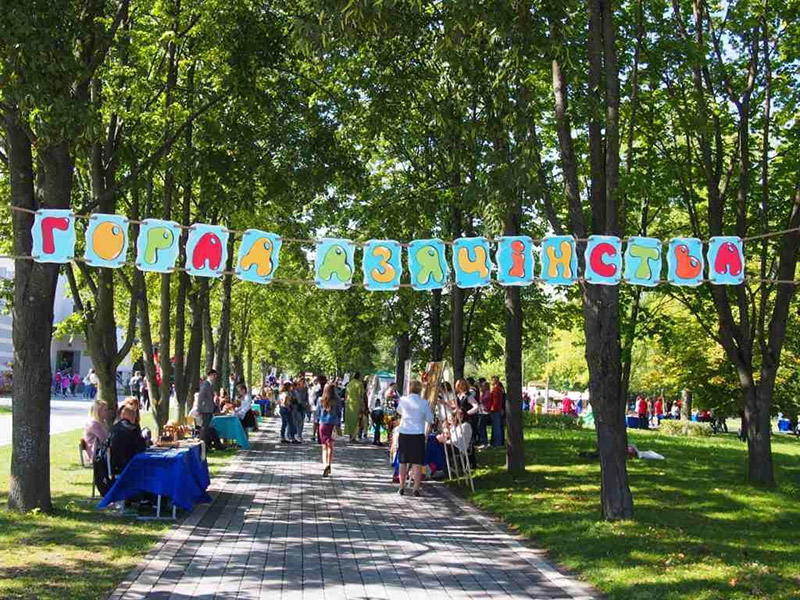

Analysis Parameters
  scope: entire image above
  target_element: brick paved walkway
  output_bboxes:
[110,420,599,600]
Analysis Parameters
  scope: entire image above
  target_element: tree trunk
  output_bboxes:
[5,118,69,512]
[181,278,206,422]
[450,201,465,379]
[246,339,253,387]
[744,380,774,485]
[681,389,692,421]
[203,286,215,373]
[430,289,442,361]
[502,194,525,474]
[395,331,411,392]
[504,285,525,474]
[132,173,163,432]
[213,239,234,390]
[584,285,634,519]
[173,59,195,422]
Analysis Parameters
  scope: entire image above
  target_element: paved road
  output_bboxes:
[111,420,598,600]
[0,396,93,447]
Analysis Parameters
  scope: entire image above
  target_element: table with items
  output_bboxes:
[98,442,210,518]
[211,415,250,449]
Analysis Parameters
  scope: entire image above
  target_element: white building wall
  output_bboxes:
[0,258,134,380]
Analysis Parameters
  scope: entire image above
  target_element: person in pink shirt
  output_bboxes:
[83,399,110,462]
[562,395,573,415]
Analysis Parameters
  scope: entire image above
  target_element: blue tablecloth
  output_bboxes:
[98,444,211,511]
[212,415,250,449]
[778,418,791,432]
[626,416,639,428]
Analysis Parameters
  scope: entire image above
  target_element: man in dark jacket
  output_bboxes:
[197,369,218,449]
[109,406,146,474]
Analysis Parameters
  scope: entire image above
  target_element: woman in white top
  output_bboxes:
[396,380,434,497]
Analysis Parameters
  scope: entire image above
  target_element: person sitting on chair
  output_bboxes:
[109,405,146,475]
[436,408,476,471]
[235,383,258,430]
[83,398,110,463]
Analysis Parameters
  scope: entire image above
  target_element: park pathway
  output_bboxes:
[109,420,599,600]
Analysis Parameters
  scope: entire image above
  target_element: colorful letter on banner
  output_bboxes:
[667,237,704,286]
[624,236,662,287]
[452,237,492,288]
[408,239,449,290]
[186,224,229,278]
[540,235,577,285]
[31,209,76,264]
[496,236,535,286]
[315,238,355,289]
[135,219,181,273]
[84,214,128,268]
[363,240,402,291]
[707,236,745,285]
[236,230,282,284]
[584,235,622,285]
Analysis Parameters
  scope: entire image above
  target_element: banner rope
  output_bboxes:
[6,205,800,246]
[0,254,796,286]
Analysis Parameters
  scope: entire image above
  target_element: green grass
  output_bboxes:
[468,427,800,600]
[0,415,237,600]
[0,405,11,414]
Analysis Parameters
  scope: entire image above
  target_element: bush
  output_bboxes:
[523,412,583,430]
[658,419,713,437]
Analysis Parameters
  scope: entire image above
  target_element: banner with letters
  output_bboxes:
[29,209,751,290]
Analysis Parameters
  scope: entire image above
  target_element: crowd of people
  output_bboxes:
[52,368,99,398]
[81,367,514,501]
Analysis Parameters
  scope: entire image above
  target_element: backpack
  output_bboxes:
[92,437,115,496]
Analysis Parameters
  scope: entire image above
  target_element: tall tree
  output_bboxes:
[1,0,130,512]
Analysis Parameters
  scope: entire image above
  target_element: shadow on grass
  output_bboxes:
[467,426,800,600]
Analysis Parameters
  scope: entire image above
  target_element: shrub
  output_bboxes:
[658,419,713,437]
[523,412,583,430]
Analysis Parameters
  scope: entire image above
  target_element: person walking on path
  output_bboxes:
[279,382,297,444]
[319,382,340,477]
[396,380,434,497]
[345,372,363,442]
[197,370,218,450]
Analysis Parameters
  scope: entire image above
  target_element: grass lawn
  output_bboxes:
[0,405,11,414]
[0,413,238,600]
[469,425,800,600]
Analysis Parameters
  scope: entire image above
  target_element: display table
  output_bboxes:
[98,443,210,517]
[212,415,250,449]
[778,418,791,432]
[625,415,639,428]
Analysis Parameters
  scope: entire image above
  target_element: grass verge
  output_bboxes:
[469,426,800,600]
[0,415,237,600]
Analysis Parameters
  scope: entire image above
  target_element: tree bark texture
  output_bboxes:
[395,332,411,393]
[213,240,235,390]
[430,289,442,361]
[5,118,70,512]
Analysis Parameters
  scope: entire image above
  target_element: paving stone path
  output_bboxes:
[110,420,600,600]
